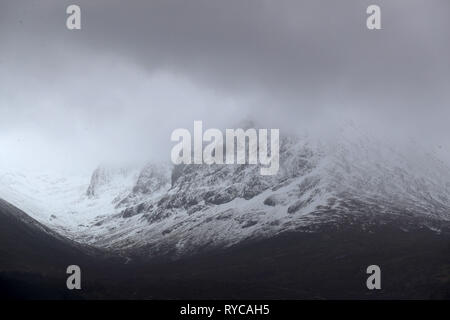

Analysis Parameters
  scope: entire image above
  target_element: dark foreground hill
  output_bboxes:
[1,199,449,299]
[0,199,116,299]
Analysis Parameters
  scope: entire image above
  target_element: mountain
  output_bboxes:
[66,126,450,257]
[1,124,450,299]
[2,125,450,256]
[2,196,449,299]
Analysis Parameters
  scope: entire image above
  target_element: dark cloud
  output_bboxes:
[1,0,449,171]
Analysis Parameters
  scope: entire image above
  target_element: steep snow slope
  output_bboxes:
[0,166,141,237]
[0,171,86,235]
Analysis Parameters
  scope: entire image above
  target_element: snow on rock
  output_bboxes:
[1,124,450,255]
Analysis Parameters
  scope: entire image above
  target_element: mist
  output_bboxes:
[1,0,449,174]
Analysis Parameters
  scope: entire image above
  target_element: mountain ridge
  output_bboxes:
[1,125,450,257]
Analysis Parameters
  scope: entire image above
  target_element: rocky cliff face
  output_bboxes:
[73,127,450,256]
[116,163,172,216]
[86,166,139,199]
[2,125,450,257]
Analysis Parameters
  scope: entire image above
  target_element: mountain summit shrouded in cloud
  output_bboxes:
[1,1,450,300]
[1,125,449,255]
[1,124,450,299]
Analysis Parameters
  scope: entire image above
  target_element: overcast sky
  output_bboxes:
[1,0,449,173]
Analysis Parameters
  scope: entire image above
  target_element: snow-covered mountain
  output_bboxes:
[1,125,450,257]
[0,165,140,237]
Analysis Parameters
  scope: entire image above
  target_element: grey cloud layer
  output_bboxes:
[1,0,449,170]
